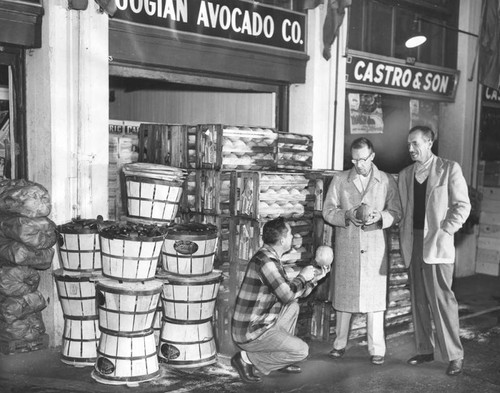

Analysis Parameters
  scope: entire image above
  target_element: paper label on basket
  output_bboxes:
[173,240,199,255]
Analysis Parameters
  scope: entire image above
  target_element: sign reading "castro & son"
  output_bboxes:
[346,51,459,101]
[114,0,306,52]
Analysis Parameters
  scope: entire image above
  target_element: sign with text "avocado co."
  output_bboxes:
[114,0,306,52]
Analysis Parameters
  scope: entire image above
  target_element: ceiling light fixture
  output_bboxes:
[405,16,478,49]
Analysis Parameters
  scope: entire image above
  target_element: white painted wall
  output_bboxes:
[440,0,481,278]
[440,0,480,183]
[25,0,109,346]
[289,5,347,171]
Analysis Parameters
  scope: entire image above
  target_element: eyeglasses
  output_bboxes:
[351,153,373,164]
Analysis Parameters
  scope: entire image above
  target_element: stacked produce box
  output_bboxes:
[137,123,327,354]
[0,179,55,354]
[476,160,500,276]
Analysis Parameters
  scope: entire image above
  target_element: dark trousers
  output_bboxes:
[409,229,464,362]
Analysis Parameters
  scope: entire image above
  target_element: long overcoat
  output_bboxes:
[323,165,402,313]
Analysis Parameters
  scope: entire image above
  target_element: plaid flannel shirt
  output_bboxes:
[231,244,308,344]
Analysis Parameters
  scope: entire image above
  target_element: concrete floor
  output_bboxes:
[1,274,499,393]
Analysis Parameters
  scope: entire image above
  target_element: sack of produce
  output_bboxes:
[0,311,45,341]
[0,179,51,218]
[0,213,57,249]
[0,291,47,323]
[0,266,40,297]
[0,236,54,269]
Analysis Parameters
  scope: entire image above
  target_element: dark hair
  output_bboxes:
[262,217,289,245]
[350,137,374,152]
[409,125,435,142]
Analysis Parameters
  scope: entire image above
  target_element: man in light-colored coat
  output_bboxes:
[398,126,470,376]
[323,137,401,365]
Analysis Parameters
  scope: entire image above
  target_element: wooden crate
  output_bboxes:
[137,123,196,169]
[478,236,500,252]
[479,211,500,226]
[389,250,406,271]
[387,226,401,252]
[481,198,500,213]
[480,186,500,201]
[233,171,317,220]
[227,216,317,297]
[0,333,49,355]
[196,124,276,170]
[476,260,500,276]
[213,293,237,356]
[179,170,235,216]
[308,169,339,213]
[310,301,333,341]
[476,247,500,265]
[296,300,314,339]
[479,223,500,239]
[275,132,313,171]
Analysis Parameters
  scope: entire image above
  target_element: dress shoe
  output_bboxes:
[446,358,464,376]
[231,352,261,383]
[278,364,302,374]
[407,353,434,365]
[371,355,385,365]
[328,347,346,359]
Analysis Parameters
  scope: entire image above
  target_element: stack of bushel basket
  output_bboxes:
[136,123,338,354]
[92,222,168,386]
[90,161,186,386]
[54,217,111,367]
[0,179,55,355]
[156,222,222,368]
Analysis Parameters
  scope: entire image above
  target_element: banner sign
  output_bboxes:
[346,52,459,101]
[483,87,500,104]
[114,0,306,52]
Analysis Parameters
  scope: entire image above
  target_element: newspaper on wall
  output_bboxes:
[409,99,439,135]
[109,120,141,220]
[348,93,384,134]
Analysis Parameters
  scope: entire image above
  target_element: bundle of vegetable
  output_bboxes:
[99,222,170,241]
[0,180,53,347]
[0,266,40,297]
[0,213,57,249]
[0,179,51,218]
[0,236,54,270]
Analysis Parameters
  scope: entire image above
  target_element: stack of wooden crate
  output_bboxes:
[135,123,335,354]
[476,160,500,276]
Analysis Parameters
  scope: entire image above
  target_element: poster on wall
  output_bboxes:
[409,99,439,135]
[348,93,384,134]
[108,120,141,220]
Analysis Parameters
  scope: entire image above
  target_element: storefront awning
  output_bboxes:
[0,0,44,48]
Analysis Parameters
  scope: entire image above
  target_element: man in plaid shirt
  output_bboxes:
[231,217,328,383]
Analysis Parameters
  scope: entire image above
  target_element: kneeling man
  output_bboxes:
[231,217,327,383]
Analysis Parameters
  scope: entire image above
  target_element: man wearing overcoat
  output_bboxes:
[323,137,402,365]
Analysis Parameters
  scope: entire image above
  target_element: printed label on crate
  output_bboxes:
[109,120,142,135]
